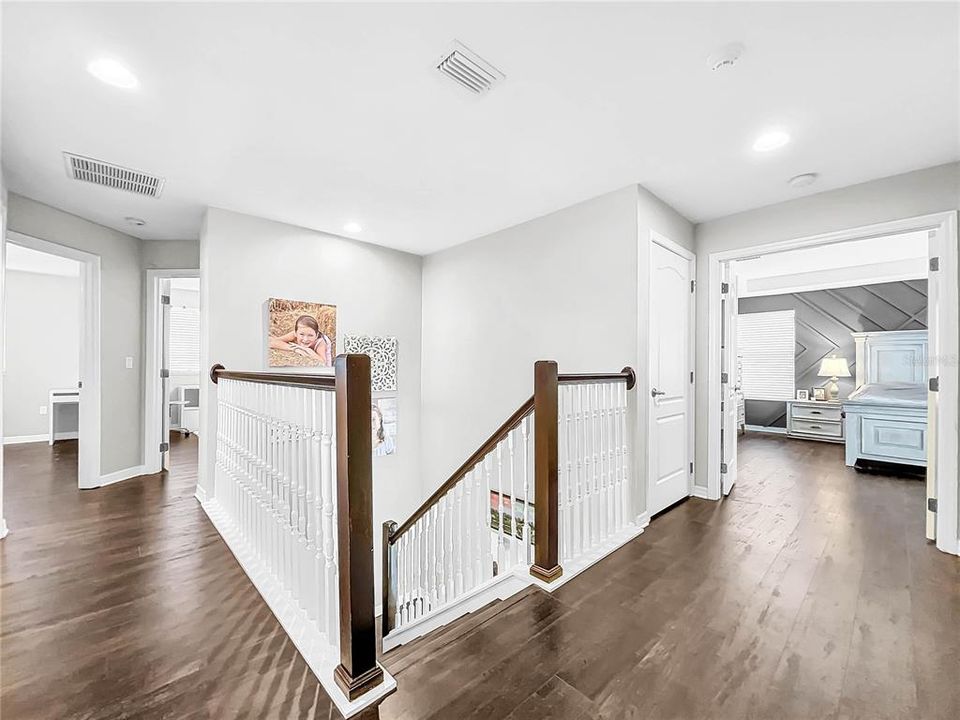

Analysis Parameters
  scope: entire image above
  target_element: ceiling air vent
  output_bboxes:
[63,152,165,198]
[436,41,504,95]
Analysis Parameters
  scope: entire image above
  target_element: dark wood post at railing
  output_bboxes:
[381,521,397,635]
[530,360,562,583]
[333,354,384,701]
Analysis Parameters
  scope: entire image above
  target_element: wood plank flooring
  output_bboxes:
[2,433,958,719]
[1,436,343,720]
[378,435,960,720]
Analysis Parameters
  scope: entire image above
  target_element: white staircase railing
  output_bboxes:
[381,362,638,650]
[202,357,395,718]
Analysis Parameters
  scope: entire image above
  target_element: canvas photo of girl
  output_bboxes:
[267,297,336,368]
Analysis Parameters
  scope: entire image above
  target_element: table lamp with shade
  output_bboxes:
[818,355,851,401]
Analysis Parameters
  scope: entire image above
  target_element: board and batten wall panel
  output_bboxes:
[739,279,927,428]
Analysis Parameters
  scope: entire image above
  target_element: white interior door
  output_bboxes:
[720,263,739,495]
[648,239,694,515]
[160,280,171,471]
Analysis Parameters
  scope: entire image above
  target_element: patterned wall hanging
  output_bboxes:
[342,334,398,392]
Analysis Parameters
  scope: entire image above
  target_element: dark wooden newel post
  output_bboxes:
[334,354,384,700]
[530,360,562,583]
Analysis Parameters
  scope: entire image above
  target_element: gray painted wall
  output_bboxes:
[198,207,424,599]
[739,280,928,427]
[3,269,81,437]
[420,185,694,505]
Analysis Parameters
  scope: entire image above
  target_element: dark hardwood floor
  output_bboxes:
[378,434,960,720]
[1,435,343,720]
[2,433,958,719]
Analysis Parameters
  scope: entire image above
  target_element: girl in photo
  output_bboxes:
[269,314,333,366]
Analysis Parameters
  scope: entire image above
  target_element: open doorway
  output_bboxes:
[3,232,102,493]
[708,213,958,556]
[144,271,200,475]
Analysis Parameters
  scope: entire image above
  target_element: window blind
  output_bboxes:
[168,306,200,374]
[737,309,795,401]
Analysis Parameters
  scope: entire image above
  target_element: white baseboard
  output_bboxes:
[690,486,712,500]
[744,424,788,435]
[3,434,49,445]
[200,496,396,718]
[0,518,8,540]
[382,572,529,652]
[194,485,208,504]
[96,465,147,488]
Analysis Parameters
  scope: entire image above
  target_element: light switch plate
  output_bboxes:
[39,406,48,415]
[125,356,134,369]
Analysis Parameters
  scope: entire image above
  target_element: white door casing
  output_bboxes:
[648,235,695,515]
[720,263,738,496]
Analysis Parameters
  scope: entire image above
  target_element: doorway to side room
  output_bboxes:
[2,232,102,495]
[708,212,959,556]
[144,271,200,474]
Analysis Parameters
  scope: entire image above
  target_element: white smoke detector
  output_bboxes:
[436,40,505,95]
[706,42,745,72]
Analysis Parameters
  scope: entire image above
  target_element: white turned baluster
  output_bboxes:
[445,492,455,600]
[455,483,464,597]
[494,447,505,575]
[463,470,474,591]
[599,383,609,542]
[521,417,532,565]
[507,430,517,569]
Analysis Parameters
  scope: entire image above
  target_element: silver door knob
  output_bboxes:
[651,388,666,397]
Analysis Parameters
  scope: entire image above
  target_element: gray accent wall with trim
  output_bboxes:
[739,280,928,428]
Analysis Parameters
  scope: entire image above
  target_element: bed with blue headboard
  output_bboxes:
[843,330,928,468]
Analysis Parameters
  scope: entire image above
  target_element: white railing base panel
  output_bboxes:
[382,514,650,652]
[201,496,397,718]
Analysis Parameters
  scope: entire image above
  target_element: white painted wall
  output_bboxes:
[198,207,423,594]
[693,162,960,492]
[2,269,81,438]
[419,185,694,518]
[6,193,144,475]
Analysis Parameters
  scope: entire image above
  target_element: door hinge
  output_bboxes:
[159,441,170,453]
[928,497,938,513]
[929,376,939,392]
[721,371,729,383]
[721,282,730,294]
[690,279,696,293]
[689,462,694,474]
[160,368,170,379]
[690,371,694,384]
[929,257,940,272]
[720,462,728,474]
[161,294,171,305]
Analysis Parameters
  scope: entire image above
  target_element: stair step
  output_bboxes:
[381,585,542,675]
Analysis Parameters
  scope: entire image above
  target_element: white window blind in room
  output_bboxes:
[737,310,795,401]
[168,306,200,374]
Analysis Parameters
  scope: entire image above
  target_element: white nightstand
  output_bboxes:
[786,400,844,443]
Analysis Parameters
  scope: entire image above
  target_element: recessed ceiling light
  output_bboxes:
[788,173,819,188]
[124,216,146,227]
[752,129,790,153]
[87,58,139,89]
[706,42,745,72]
[343,221,362,234]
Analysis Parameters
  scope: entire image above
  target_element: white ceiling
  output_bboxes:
[5,243,81,277]
[3,2,957,254]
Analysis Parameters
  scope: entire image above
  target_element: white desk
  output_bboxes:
[48,388,80,445]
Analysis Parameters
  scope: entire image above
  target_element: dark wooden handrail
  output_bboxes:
[558,367,636,390]
[209,364,336,390]
[389,395,535,542]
